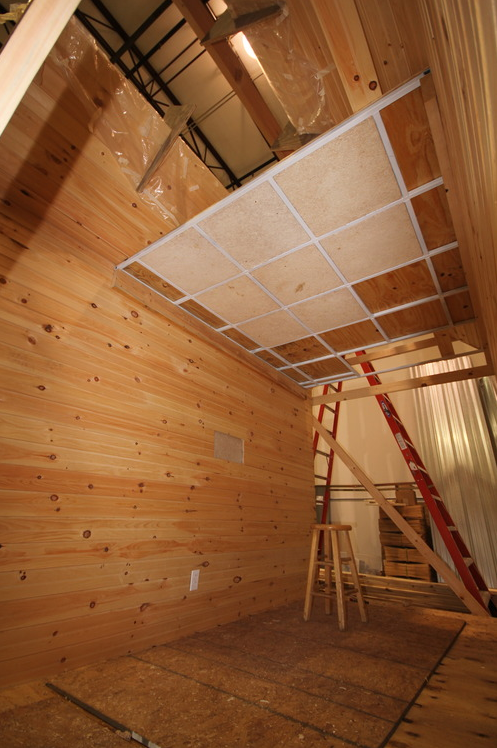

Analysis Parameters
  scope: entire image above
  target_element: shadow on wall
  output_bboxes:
[0,46,105,279]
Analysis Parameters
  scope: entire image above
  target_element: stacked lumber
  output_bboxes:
[332,571,488,613]
[379,504,435,581]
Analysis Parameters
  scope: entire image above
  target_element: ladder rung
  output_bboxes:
[324,404,335,414]
[447,525,456,531]
[464,557,474,566]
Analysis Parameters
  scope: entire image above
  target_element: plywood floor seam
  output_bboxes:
[2,600,492,748]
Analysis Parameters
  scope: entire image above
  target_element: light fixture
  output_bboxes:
[241,33,258,61]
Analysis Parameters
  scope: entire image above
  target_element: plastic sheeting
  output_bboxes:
[413,359,497,587]
[226,0,335,135]
[48,17,226,228]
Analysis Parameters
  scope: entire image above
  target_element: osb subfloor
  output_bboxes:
[1,600,496,748]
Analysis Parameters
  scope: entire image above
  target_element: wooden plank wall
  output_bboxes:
[417,0,497,371]
[0,46,315,688]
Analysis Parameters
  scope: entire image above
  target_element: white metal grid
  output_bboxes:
[117,75,476,388]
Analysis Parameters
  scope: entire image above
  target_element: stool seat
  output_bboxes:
[303,523,368,630]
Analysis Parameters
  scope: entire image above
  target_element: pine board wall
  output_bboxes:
[0,48,315,689]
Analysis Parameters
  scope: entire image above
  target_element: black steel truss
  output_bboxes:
[76,0,242,187]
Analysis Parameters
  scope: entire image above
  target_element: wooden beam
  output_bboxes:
[312,363,493,404]
[312,418,488,616]
[310,0,382,112]
[171,0,283,148]
[346,338,438,365]
[0,0,80,138]
[433,331,455,358]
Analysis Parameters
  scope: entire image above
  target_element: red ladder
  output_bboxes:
[314,382,343,523]
[357,355,495,615]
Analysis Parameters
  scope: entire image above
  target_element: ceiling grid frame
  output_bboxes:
[373,109,456,328]
[117,73,478,388]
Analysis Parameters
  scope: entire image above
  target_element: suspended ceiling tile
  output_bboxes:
[319,319,385,352]
[252,245,342,305]
[143,228,239,294]
[198,181,309,269]
[431,247,466,292]
[445,290,474,323]
[353,260,438,313]
[298,357,351,379]
[320,203,422,282]
[222,327,258,350]
[411,185,456,250]
[380,86,441,190]
[379,299,447,338]
[178,299,226,328]
[238,310,309,348]
[124,262,184,301]
[291,288,366,332]
[274,118,401,235]
[272,335,331,364]
[196,276,278,324]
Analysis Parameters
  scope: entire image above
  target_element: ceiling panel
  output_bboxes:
[290,288,366,332]
[143,227,239,293]
[198,181,309,268]
[196,275,278,324]
[352,260,438,313]
[273,117,401,235]
[320,203,422,282]
[118,77,477,388]
[252,245,342,305]
[380,87,441,190]
[411,185,456,250]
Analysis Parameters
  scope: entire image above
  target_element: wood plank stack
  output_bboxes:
[379,504,435,581]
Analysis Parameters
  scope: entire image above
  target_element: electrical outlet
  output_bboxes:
[190,569,200,591]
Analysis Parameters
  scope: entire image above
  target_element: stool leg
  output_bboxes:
[323,528,332,615]
[343,531,368,623]
[303,528,319,621]
[332,529,346,631]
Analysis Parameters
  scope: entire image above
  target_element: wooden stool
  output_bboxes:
[303,523,368,630]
